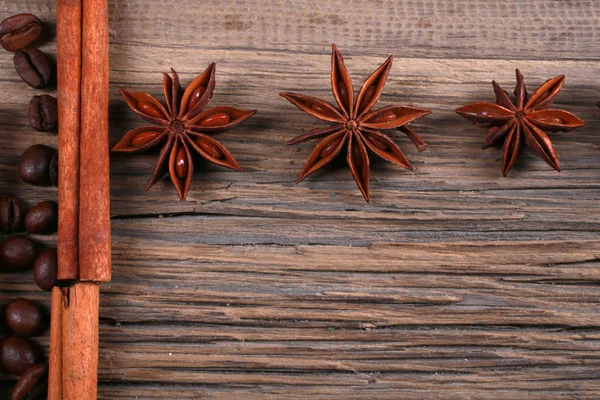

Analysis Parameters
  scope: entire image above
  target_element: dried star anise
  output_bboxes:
[456,69,585,176]
[281,44,431,202]
[112,64,256,200]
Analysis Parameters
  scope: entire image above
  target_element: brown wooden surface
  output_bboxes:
[1,0,599,398]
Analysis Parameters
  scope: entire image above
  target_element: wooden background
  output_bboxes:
[1,0,599,398]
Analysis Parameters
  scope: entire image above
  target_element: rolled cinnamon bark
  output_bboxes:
[61,283,100,399]
[56,0,82,282]
[48,287,64,400]
[79,0,111,282]
[52,0,111,398]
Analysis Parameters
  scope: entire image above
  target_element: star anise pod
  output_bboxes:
[456,69,585,176]
[112,64,256,200]
[280,44,431,202]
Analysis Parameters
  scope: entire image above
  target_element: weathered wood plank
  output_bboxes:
[0,0,599,398]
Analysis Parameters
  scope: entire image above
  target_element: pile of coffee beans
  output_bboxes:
[1,11,59,399]
[0,194,59,289]
[0,14,52,88]
[0,298,48,399]
[0,13,59,188]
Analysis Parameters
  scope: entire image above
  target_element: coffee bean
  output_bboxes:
[19,144,58,186]
[28,95,58,132]
[0,194,23,233]
[0,14,44,52]
[11,363,48,400]
[5,298,42,337]
[25,200,57,234]
[0,236,37,272]
[13,48,52,89]
[33,248,58,291]
[0,336,41,376]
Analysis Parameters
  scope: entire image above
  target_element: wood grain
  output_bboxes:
[0,0,599,398]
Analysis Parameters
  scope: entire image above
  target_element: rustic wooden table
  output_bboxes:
[1,1,599,399]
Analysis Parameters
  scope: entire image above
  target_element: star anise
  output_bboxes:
[112,64,256,200]
[456,69,585,176]
[280,44,431,202]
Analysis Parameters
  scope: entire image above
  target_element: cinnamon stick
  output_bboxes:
[79,0,111,282]
[52,1,84,396]
[56,0,82,281]
[52,0,111,397]
[61,283,100,400]
[48,287,64,400]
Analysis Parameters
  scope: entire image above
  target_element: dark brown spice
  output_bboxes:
[11,363,48,400]
[19,144,58,186]
[33,248,58,291]
[456,69,585,175]
[0,236,37,272]
[0,14,44,52]
[112,65,256,200]
[0,336,41,376]
[280,44,431,202]
[5,298,43,337]
[13,48,53,88]
[25,200,58,234]
[28,94,58,132]
[0,194,23,233]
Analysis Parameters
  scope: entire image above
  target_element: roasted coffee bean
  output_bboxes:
[28,95,58,132]
[11,363,48,400]
[5,298,42,337]
[0,236,37,272]
[0,194,23,233]
[33,248,58,291]
[0,14,44,52]
[0,336,41,376]
[19,144,58,186]
[25,200,57,234]
[13,48,52,89]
